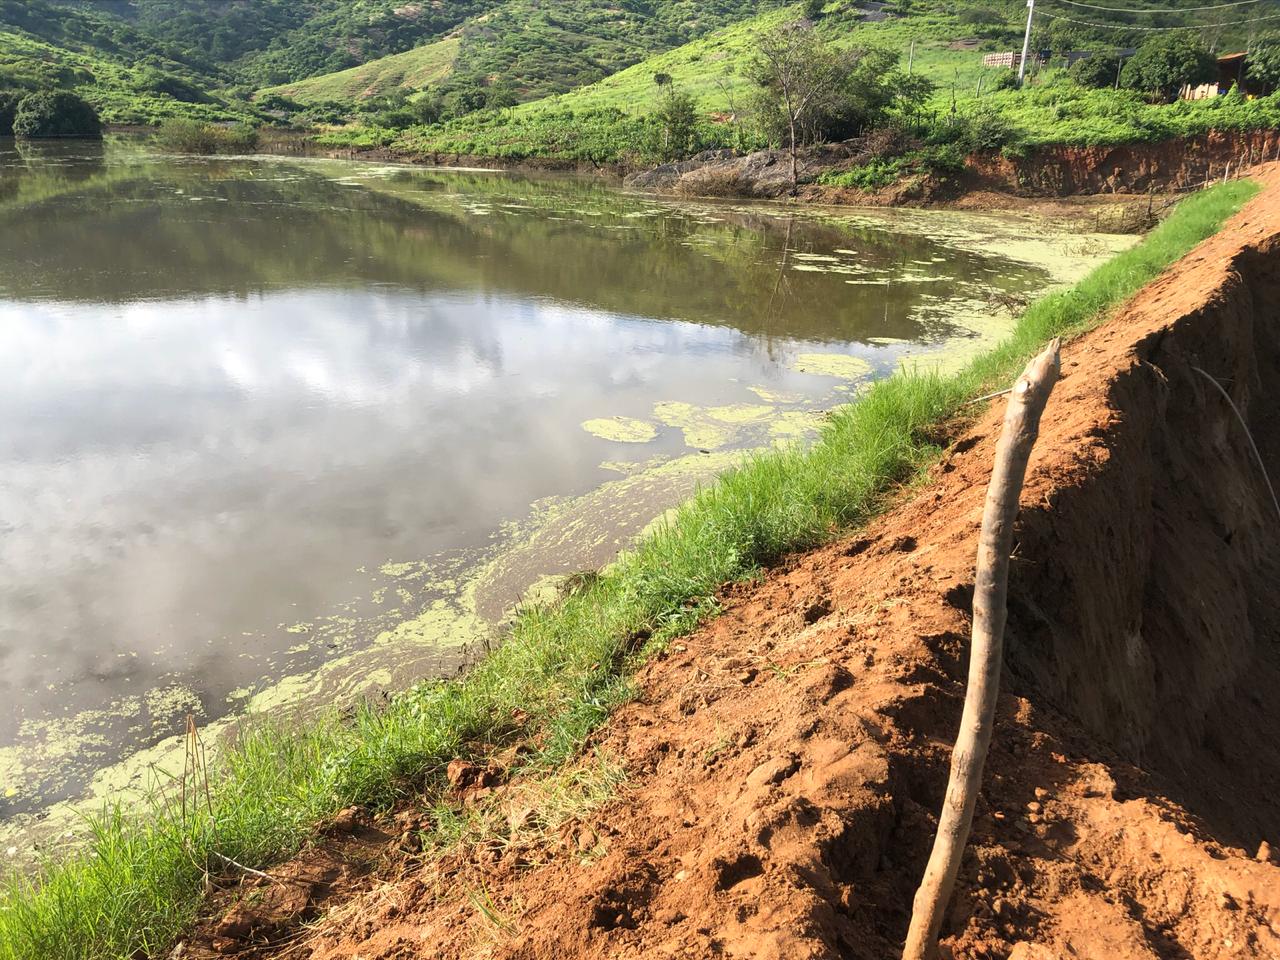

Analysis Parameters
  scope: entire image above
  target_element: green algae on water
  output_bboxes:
[793,353,873,380]
[581,417,659,443]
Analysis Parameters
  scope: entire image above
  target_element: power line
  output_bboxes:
[1055,0,1262,12]
[1038,7,1280,27]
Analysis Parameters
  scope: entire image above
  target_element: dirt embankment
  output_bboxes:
[180,173,1280,960]
[629,130,1279,212]
[968,129,1280,197]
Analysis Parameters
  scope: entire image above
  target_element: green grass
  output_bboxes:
[258,36,461,105]
[0,178,1258,960]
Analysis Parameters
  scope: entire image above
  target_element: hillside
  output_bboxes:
[0,0,253,124]
[304,0,1280,188]
[260,0,785,109]
[260,36,461,106]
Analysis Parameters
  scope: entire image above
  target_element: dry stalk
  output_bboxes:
[902,339,1061,960]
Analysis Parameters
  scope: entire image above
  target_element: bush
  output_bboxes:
[12,92,102,139]
[925,107,1024,153]
[1121,33,1215,102]
[0,90,21,136]
[154,118,259,154]
[1070,53,1123,89]
[650,86,700,160]
[989,69,1019,92]
[371,108,418,130]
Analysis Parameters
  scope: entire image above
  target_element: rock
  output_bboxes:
[446,758,478,789]
[327,805,362,834]
[1257,840,1274,863]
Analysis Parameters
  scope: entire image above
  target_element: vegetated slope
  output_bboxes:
[33,0,500,87]
[259,0,784,107]
[181,174,1280,959]
[260,36,461,105]
[363,0,1280,168]
[0,0,259,123]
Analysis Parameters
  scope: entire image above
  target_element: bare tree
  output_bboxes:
[748,21,896,193]
[748,21,851,193]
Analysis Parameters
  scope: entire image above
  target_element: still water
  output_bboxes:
[0,138,1124,821]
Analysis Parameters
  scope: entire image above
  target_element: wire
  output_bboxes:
[1038,8,1280,28]
[1055,0,1261,12]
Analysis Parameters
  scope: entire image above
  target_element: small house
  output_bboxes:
[1182,52,1270,99]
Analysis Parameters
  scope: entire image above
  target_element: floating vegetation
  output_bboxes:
[652,401,774,450]
[793,353,873,380]
[580,417,659,443]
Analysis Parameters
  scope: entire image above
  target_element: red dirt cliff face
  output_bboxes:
[182,172,1280,960]
[970,129,1280,196]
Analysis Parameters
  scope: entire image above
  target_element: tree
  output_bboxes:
[1120,33,1216,102]
[804,0,825,21]
[747,20,898,191]
[12,91,102,138]
[1070,52,1123,89]
[652,84,699,160]
[1247,31,1280,90]
[0,90,21,136]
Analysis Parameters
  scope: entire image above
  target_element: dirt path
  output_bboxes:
[179,171,1280,960]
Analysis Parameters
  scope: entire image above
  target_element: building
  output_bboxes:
[1182,52,1269,99]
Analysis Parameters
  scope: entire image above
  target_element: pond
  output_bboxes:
[0,137,1131,838]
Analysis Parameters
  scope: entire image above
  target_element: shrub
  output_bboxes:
[989,69,1019,92]
[12,92,102,139]
[650,86,700,160]
[154,118,259,154]
[1069,53,1123,89]
[1121,33,1216,102]
[925,107,1025,153]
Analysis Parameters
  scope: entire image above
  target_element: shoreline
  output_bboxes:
[0,162,1255,958]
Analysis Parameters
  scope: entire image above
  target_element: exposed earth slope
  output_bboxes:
[180,174,1280,959]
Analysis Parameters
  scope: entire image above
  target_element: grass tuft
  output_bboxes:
[0,178,1258,960]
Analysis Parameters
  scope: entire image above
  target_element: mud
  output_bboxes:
[174,171,1280,959]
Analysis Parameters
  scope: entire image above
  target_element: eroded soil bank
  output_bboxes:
[176,171,1280,959]
[298,130,1274,218]
[628,130,1278,216]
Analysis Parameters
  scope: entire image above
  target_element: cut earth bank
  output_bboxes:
[322,128,1280,216]
[178,170,1280,959]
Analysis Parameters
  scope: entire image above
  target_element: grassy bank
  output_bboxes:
[0,179,1259,960]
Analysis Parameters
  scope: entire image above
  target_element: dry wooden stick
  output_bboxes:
[902,338,1061,960]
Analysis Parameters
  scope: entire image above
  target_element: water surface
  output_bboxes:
[0,138,1126,822]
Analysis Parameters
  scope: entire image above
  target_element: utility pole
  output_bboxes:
[1018,0,1035,85]
[907,38,915,75]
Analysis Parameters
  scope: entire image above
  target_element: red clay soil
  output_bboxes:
[176,170,1280,960]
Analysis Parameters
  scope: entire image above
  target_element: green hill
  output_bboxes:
[255,0,785,110]
[0,0,254,124]
[259,36,461,105]
[318,0,1280,170]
